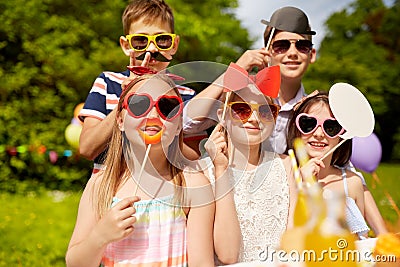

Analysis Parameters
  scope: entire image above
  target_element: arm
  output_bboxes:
[364,187,388,235]
[348,173,366,217]
[66,174,140,267]
[346,164,388,235]
[79,110,116,160]
[185,172,215,267]
[204,124,241,264]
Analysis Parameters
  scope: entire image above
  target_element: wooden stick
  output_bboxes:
[133,144,152,196]
[221,91,231,121]
[320,138,348,161]
[220,91,234,165]
[265,28,275,52]
[288,149,302,190]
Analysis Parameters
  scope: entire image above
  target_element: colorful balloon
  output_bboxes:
[73,103,84,119]
[65,124,82,149]
[350,133,382,173]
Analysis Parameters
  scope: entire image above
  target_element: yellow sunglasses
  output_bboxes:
[125,33,176,52]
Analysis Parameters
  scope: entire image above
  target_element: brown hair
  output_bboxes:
[286,91,352,167]
[122,0,175,35]
[95,74,185,218]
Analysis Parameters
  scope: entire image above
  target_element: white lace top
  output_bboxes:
[206,151,290,262]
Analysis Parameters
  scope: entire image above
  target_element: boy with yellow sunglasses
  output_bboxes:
[78,0,199,172]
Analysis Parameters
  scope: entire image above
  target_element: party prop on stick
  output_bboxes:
[293,138,316,184]
[222,63,280,164]
[288,149,302,189]
[133,118,164,195]
[133,144,152,196]
[221,62,280,119]
[320,83,375,161]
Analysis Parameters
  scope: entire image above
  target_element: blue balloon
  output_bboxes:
[350,133,382,173]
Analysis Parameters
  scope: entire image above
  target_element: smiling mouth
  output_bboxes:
[309,141,327,148]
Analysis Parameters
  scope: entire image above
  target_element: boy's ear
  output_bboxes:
[120,36,131,56]
[309,48,317,64]
[170,35,180,56]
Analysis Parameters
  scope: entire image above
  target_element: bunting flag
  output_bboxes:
[0,144,79,164]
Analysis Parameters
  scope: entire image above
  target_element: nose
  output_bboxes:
[247,109,260,122]
[147,41,158,52]
[147,105,159,118]
[313,125,325,137]
[286,41,298,55]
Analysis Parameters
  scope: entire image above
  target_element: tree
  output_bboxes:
[304,0,400,161]
[0,0,252,192]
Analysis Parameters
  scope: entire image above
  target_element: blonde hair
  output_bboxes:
[95,74,185,218]
[122,0,175,35]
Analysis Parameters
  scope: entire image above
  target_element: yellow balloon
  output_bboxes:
[65,124,82,149]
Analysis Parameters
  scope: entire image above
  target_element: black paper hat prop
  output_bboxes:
[261,6,316,50]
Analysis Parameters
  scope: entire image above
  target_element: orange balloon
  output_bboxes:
[74,103,84,118]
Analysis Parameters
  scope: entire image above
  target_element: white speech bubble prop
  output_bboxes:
[330,83,375,139]
[320,83,375,161]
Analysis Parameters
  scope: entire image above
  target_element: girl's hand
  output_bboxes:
[92,196,141,246]
[204,123,228,170]
[300,158,325,181]
[235,49,269,72]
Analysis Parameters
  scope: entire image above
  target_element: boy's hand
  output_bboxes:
[235,49,269,72]
[128,50,151,71]
[92,196,141,246]
[122,51,153,91]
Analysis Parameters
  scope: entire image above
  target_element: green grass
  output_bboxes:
[0,190,81,267]
[362,163,400,230]
[0,164,399,266]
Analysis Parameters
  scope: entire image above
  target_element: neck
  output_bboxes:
[228,141,260,170]
[278,79,301,106]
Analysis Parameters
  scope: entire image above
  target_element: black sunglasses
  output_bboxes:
[296,113,344,138]
[271,39,313,54]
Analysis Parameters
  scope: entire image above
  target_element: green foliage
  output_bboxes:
[304,0,400,161]
[0,0,251,192]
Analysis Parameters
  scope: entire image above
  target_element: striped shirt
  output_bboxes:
[101,196,187,267]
